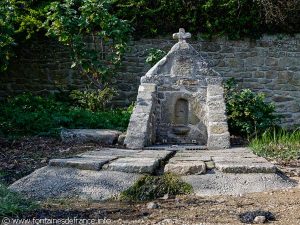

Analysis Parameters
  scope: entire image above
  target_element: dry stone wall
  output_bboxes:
[1,35,300,126]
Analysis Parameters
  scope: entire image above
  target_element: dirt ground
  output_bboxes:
[18,186,300,225]
[1,137,300,224]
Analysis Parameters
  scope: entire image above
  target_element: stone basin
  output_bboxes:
[172,125,190,135]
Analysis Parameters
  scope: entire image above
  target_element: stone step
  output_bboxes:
[169,156,212,162]
[49,157,117,171]
[103,157,160,174]
[215,161,277,173]
[130,150,174,159]
[144,145,207,151]
[164,161,206,175]
[78,149,140,158]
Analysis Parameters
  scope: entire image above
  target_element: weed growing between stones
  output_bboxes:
[0,183,38,218]
[120,173,193,201]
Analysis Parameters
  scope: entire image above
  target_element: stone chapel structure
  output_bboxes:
[124,28,230,149]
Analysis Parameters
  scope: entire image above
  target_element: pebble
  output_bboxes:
[254,216,266,224]
[161,194,169,200]
[147,202,159,209]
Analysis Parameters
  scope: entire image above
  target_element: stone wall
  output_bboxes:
[1,35,300,126]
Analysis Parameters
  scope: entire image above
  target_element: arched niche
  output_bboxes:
[174,98,189,125]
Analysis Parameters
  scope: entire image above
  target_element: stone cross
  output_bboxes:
[173,28,191,43]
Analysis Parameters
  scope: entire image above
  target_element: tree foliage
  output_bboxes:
[45,0,132,87]
[1,0,300,76]
[0,0,132,89]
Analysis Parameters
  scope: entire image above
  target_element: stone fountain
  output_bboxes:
[124,28,230,149]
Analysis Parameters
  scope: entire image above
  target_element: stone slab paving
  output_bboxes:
[144,145,207,151]
[165,161,206,175]
[215,161,277,173]
[183,171,297,196]
[130,150,174,159]
[49,149,173,173]
[9,147,297,200]
[49,157,117,171]
[103,158,161,174]
[164,147,278,175]
[9,167,141,200]
[78,148,141,157]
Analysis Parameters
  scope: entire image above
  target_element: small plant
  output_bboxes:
[69,87,116,112]
[224,78,279,139]
[145,48,166,67]
[120,173,193,201]
[0,183,38,217]
[250,128,300,160]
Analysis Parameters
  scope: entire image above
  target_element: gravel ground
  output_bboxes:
[9,166,141,200]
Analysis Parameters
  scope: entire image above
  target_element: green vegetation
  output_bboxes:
[1,0,132,88]
[0,93,133,138]
[1,1,300,74]
[114,0,300,39]
[145,48,167,67]
[69,87,116,112]
[224,78,279,139]
[120,173,193,201]
[0,183,38,217]
[250,129,300,160]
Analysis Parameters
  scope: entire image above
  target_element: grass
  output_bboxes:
[0,183,38,218]
[250,128,300,160]
[120,173,193,201]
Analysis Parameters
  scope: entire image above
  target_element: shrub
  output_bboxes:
[145,48,166,67]
[0,183,38,217]
[120,173,193,201]
[0,93,132,138]
[69,87,116,112]
[250,128,300,160]
[224,78,279,138]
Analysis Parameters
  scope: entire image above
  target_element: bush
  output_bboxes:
[250,128,300,160]
[120,173,193,201]
[224,78,279,138]
[0,183,38,217]
[145,48,166,67]
[69,87,116,112]
[0,93,132,138]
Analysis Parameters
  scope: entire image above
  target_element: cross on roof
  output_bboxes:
[173,28,191,43]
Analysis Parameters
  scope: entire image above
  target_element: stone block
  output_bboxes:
[168,156,212,162]
[215,161,277,173]
[207,113,227,122]
[78,149,139,157]
[49,157,115,171]
[60,129,121,145]
[265,57,278,66]
[207,133,230,149]
[205,161,215,169]
[208,122,229,134]
[131,150,173,160]
[164,161,206,175]
[118,133,126,145]
[104,157,160,174]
